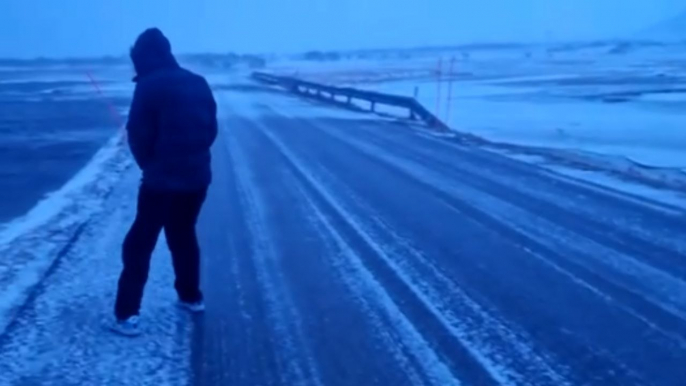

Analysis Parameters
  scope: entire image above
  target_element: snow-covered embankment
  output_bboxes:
[0,133,133,335]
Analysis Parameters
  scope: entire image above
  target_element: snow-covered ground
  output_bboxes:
[3,50,683,341]
[0,165,193,386]
[0,66,685,384]
[0,63,136,337]
[268,42,686,177]
[373,75,686,171]
[0,133,132,335]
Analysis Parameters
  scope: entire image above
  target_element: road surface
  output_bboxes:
[1,87,685,385]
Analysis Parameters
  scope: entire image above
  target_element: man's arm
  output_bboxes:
[126,82,156,169]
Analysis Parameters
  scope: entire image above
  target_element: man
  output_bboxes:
[111,28,218,336]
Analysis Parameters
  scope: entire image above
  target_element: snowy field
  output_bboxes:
[0,67,245,342]
[0,57,685,384]
[268,42,686,173]
[0,64,132,222]
[0,64,134,336]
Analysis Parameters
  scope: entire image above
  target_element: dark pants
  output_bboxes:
[114,185,207,320]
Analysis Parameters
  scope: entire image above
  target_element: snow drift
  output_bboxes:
[0,133,133,335]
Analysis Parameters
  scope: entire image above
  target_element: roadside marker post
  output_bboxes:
[435,57,443,123]
[445,57,456,126]
[85,71,127,145]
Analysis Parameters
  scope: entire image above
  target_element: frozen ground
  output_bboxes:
[0,63,137,340]
[0,64,233,342]
[0,166,193,386]
[0,65,131,223]
[269,42,686,174]
[1,48,686,384]
[503,151,686,209]
[0,133,132,336]
[1,84,685,385]
[201,89,686,385]
[374,75,686,170]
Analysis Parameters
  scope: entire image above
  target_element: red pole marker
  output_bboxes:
[85,71,127,144]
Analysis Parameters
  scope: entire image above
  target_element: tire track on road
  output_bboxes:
[309,116,686,329]
[348,120,686,281]
[200,113,445,386]
[251,116,576,386]
[253,110,685,385]
[221,121,326,386]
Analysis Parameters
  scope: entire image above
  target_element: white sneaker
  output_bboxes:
[110,315,142,337]
[178,299,205,313]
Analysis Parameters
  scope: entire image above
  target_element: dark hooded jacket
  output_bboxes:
[127,28,217,191]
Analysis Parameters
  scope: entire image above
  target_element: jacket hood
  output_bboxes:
[130,28,179,82]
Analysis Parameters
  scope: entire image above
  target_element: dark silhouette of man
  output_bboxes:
[111,28,217,336]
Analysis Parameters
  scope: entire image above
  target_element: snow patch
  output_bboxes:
[279,49,686,174]
[502,152,686,212]
[0,133,133,335]
[0,169,193,385]
[497,145,686,191]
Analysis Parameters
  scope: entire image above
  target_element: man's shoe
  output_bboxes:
[110,315,142,337]
[178,299,205,313]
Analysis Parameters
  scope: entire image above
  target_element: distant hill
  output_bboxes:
[641,10,686,42]
[0,55,128,67]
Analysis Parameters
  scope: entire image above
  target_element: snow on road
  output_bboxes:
[502,151,686,210]
[0,133,132,336]
[0,166,194,386]
[1,85,685,385]
[193,89,686,385]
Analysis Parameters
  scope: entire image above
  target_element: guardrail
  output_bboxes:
[252,72,449,131]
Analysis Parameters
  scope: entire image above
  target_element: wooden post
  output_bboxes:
[436,57,443,120]
[445,57,456,126]
[371,101,376,112]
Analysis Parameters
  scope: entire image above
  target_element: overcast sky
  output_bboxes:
[0,0,683,58]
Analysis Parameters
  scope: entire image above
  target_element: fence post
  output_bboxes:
[436,57,443,120]
[371,101,376,112]
[445,57,456,126]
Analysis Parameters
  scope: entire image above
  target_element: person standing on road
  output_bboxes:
[111,28,218,336]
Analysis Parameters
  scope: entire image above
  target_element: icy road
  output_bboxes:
[1,87,685,386]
